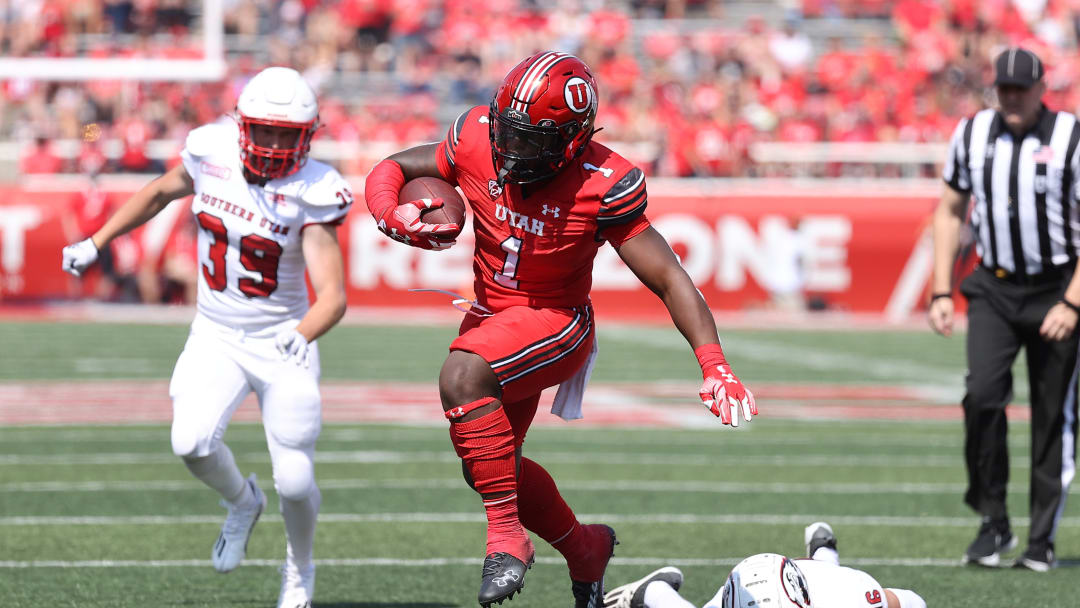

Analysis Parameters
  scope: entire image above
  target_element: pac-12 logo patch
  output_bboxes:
[564,77,594,114]
[488,179,504,199]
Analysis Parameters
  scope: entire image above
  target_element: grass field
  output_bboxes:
[0,319,1073,607]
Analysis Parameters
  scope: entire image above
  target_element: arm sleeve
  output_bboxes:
[942,118,971,194]
[364,158,405,222]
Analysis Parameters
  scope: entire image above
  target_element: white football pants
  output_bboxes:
[169,314,323,562]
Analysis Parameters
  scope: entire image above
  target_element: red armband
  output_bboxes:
[694,343,728,374]
[364,159,406,221]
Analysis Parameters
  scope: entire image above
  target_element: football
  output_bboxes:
[399,176,466,240]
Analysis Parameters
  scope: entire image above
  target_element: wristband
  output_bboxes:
[930,292,952,303]
[1061,299,1080,315]
[694,343,728,371]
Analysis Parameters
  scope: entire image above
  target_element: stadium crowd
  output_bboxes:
[8,0,1080,179]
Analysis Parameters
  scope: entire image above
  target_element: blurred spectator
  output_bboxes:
[137,213,198,305]
[762,216,806,312]
[116,115,164,173]
[768,19,813,73]
[60,158,141,301]
[7,0,1080,180]
[20,137,63,174]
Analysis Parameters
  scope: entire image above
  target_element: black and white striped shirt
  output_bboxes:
[943,106,1080,277]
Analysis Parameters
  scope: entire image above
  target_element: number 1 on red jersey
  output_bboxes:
[493,236,522,289]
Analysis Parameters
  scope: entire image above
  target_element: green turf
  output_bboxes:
[0,321,1062,607]
[0,320,976,385]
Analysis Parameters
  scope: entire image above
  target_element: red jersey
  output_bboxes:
[436,106,650,311]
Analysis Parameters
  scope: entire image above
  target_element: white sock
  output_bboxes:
[887,588,926,608]
[644,580,696,608]
[182,444,249,505]
[281,484,321,568]
[812,546,840,565]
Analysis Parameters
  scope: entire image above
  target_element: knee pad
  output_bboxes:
[171,418,212,459]
[271,448,316,501]
[263,388,321,450]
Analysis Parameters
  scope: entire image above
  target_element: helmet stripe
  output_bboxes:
[511,52,563,112]
[512,52,571,114]
[511,52,561,111]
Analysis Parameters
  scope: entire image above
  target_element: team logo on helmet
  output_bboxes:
[781,559,812,608]
[563,77,594,114]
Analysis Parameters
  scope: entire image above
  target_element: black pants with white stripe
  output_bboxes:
[960,267,1079,551]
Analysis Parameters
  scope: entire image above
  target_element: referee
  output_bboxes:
[930,47,1080,572]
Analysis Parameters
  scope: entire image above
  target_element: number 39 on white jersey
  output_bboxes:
[180,121,352,332]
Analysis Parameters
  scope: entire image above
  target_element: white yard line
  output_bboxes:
[0,556,964,569]
[602,328,961,389]
[0,512,1073,528]
[8,477,1067,496]
[0,450,997,468]
[0,428,977,450]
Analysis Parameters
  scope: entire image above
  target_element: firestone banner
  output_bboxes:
[0,181,939,318]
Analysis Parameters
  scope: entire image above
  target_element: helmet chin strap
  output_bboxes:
[496,158,516,187]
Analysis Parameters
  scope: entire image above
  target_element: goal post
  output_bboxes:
[0,0,224,82]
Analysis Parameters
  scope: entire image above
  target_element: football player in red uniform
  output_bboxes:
[365,52,756,608]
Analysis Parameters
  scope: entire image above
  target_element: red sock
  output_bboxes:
[449,404,532,561]
[517,457,605,580]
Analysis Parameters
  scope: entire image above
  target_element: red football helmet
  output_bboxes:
[489,52,599,185]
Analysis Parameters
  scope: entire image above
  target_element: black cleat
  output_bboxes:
[571,525,619,608]
[963,518,1017,567]
[1013,543,1056,572]
[478,552,532,607]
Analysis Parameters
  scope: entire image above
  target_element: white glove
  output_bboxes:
[61,238,99,277]
[275,329,310,368]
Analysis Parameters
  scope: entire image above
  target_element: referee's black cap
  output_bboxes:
[993,47,1044,88]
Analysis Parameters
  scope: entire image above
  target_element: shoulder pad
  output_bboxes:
[442,106,489,172]
[449,108,482,148]
[292,161,352,208]
[183,122,237,159]
[598,166,647,228]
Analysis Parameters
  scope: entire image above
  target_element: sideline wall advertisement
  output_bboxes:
[0,181,939,320]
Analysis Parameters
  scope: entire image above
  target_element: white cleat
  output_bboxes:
[211,473,266,573]
[603,566,683,608]
[277,560,315,608]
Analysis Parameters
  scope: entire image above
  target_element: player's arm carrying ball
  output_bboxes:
[616,226,757,426]
[61,163,195,276]
[364,143,462,250]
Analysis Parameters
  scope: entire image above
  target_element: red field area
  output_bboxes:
[0,380,1024,426]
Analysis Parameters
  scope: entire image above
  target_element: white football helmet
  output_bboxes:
[719,553,812,608]
[236,66,319,179]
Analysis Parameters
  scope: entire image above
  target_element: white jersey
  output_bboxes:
[179,121,353,333]
[793,559,887,608]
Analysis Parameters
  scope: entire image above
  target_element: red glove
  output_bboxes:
[365,159,459,250]
[695,343,757,427]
